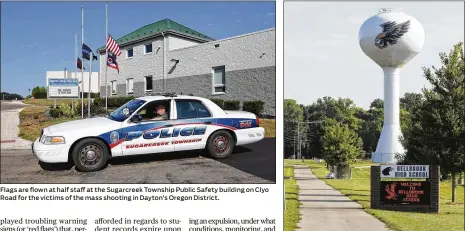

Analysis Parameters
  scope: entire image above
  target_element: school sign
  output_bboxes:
[371,165,439,213]
[380,165,429,178]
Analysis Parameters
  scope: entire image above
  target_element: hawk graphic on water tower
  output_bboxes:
[375,20,411,49]
[358,8,425,163]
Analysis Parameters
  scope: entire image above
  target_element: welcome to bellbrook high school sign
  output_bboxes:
[371,165,439,213]
[380,165,429,178]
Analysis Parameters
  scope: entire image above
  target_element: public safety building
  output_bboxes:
[97,19,275,116]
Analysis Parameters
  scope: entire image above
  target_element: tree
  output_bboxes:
[399,42,465,202]
[358,98,414,154]
[31,86,47,99]
[0,92,24,100]
[302,97,364,159]
[370,98,384,110]
[322,118,363,178]
[358,99,384,153]
[284,99,307,157]
[400,92,424,111]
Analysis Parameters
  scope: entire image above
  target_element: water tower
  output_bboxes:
[358,8,425,163]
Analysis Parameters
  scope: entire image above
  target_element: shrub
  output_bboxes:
[93,97,105,107]
[242,100,265,116]
[74,101,107,117]
[58,103,75,118]
[223,100,241,110]
[49,108,60,118]
[81,92,100,98]
[210,99,225,109]
[92,96,134,108]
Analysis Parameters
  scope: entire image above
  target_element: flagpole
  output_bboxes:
[88,59,92,118]
[73,32,77,111]
[81,6,84,118]
[104,2,109,113]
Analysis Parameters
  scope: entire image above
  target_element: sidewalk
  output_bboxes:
[1,103,32,150]
[294,165,391,231]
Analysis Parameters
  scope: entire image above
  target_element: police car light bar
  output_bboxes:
[144,92,195,97]
[144,92,177,97]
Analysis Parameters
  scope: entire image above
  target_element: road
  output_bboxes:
[1,138,276,184]
[1,102,28,111]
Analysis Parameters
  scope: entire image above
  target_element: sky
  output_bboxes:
[284,1,464,109]
[1,1,276,97]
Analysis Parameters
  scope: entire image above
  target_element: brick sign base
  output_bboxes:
[370,165,439,213]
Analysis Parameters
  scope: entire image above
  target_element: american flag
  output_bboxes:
[106,34,121,56]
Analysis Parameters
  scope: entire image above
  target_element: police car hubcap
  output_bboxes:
[80,145,101,166]
[213,136,229,154]
[86,151,96,160]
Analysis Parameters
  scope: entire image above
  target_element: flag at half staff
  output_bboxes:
[106,34,122,56]
[107,53,119,73]
[82,43,98,61]
[77,58,85,70]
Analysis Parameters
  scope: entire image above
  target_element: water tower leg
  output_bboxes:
[373,67,405,164]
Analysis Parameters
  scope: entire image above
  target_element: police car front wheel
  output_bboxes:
[72,138,109,172]
[206,131,234,159]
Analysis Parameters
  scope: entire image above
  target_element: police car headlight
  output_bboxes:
[42,136,65,145]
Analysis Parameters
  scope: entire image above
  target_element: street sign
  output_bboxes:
[380,181,430,205]
[380,165,429,178]
[48,78,80,98]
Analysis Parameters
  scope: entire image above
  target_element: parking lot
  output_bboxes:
[0,138,276,184]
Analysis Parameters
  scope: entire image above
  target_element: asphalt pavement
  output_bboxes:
[0,138,276,184]
[1,101,27,111]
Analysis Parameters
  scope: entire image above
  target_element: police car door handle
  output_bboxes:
[164,124,173,127]
[204,121,212,124]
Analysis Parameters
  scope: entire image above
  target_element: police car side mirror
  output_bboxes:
[130,114,143,123]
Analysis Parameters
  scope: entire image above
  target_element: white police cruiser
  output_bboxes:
[32,93,265,172]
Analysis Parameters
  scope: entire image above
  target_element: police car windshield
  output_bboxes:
[108,99,146,122]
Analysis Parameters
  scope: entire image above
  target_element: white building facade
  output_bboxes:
[46,71,100,93]
[98,19,275,116]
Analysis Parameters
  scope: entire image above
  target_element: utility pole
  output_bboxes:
[293,132,296,158]
[296,120,323,160]
[297,122,300,159]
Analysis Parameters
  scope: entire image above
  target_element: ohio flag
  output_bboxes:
[107,53,119,73]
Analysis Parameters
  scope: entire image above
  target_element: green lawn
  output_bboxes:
[284,165,300,231]
[260,118,276,138]
[285,159,465,231]
[23,99,75,106]
[18,106,76,141]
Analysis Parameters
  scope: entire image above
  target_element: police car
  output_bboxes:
[32,93,265,172]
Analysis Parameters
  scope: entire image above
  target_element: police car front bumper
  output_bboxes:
[32,138,70,163]
[235,127,265,146]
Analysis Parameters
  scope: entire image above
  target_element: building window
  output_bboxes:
[144,44,153,54]
[126,78,134,94]
[127,48,133,58]
[212,66,225,94]
[110,81,116,95]
[145,76,153,91]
